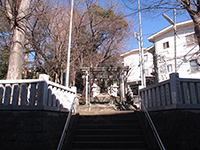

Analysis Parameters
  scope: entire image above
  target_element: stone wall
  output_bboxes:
[0,110,68,150]
[149,110,200,150]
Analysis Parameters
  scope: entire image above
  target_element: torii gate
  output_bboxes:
[80,66,129,105]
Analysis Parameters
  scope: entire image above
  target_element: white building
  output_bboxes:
[120,48,154,86]
[148,20,200,82]
[121,20,200,89]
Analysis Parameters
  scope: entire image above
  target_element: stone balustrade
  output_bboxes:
[0,75,77,112]
[140,73,200,111]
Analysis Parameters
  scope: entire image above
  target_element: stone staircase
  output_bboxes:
[70,112,149,150]
[63,94,150,150]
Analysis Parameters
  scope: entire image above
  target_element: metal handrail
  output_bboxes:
[141,100,166,150]
[57,96,77,150]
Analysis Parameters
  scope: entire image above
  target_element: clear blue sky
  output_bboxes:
[97,0,191,52]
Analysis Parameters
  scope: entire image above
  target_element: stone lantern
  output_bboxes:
[91,83,100,97]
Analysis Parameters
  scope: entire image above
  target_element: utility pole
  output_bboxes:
[174,9,177,72]
[138,0,146,87]
[66,0,74,87]
[134,32,143,86]
[162,9,177,72]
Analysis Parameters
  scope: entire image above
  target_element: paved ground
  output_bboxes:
[77,93,136,115]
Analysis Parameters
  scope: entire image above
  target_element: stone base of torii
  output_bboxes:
[80,67,129,105]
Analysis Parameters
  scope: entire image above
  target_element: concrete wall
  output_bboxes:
[149,109,200,150]
[0,110,68,150]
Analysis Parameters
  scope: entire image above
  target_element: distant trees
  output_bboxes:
[28,0,70,82]
[0,12,10,79]
[0,0,133,85]
[70,2,129,85]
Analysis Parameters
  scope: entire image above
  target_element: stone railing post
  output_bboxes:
[21,84,28,105]
[4,84,11,105]
[29,83,36,106]
[37,81,48,106]
[12,84,20,105]
[37,74,49,106]
[71,86,77,95]
[0,84,4,104]
[169,73,183,105]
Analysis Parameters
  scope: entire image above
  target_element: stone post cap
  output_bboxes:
[39,74,49,81]
[112,83,118,87]
[92,83,99,88]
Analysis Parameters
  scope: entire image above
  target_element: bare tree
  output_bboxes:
[70,1,131,85]
[0,11,11,79]
[181,0,200,49]
[27,0,70,83]
[27,0,132,85]
[0,0,33,79]
[0,0,133,84]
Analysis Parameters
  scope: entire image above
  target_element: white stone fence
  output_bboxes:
[0,75,77,112]
[140,73,200,111]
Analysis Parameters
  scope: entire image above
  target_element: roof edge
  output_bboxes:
[147,20,193,43]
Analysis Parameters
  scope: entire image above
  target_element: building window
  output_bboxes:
[190,59,199,73]
[159,55,166,63]
[186,33,197,46]
[167,64,173,72]
[163,41,169,49]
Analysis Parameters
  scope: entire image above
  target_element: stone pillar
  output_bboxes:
[71,86,77,95]
[120,71,125,103]
[37,81,48,106]
[39,74,49,81]
[38,74,49,106]
[85,71,89,105]
[169,73,183,105]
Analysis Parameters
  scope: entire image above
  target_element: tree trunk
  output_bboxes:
[193,17,200,49]
[7,27,25,79]
[181,0,200,50]
[6,0,31,80]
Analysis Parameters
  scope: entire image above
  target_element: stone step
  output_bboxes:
[77,104,118,113]
[72,148,148,150]
[72,141,147,149]
[68,112,149,150]
[75,128,143,135]
[73,134,145,142]
[77,110,135,116]
[77,115,138,124]
[76,123,140,129]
